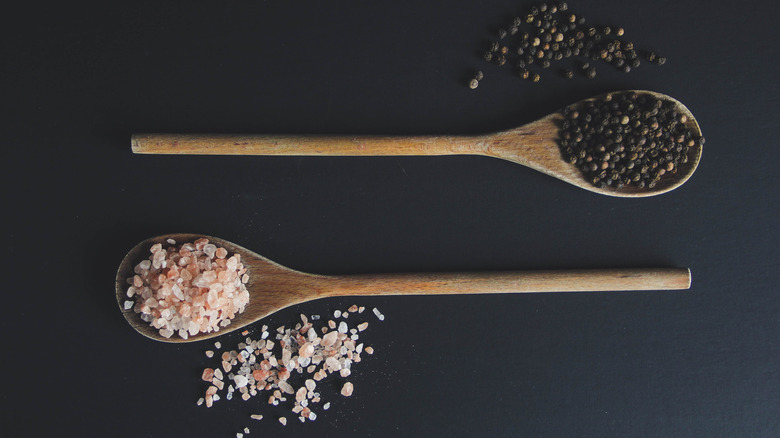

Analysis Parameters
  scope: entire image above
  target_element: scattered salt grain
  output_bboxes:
[196,304,383,429]
[197,397,204,406]
[244,427,250,433]
[215,341,221,349]
[365,346,374,355]
[123,300,133,310]
[205,350,214,358]
[340,382,354,397]
[334,310,342,318]
[234,375,248,388]
[372,307,384,321]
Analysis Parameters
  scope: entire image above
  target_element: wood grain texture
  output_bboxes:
[117,234,692,343]
[131,91,703,197]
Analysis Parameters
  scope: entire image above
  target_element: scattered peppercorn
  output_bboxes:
[469,2,667,88]
[564,69,574,78]
[468,78,479,89]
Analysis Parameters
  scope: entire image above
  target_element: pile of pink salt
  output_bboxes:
[125,238,250,339]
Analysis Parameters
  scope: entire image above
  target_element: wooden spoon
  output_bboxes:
[116,234,692,343]
[131,90,702,197]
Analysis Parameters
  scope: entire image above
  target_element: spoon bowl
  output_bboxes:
[131,90,703,197]
[117,234,692,343]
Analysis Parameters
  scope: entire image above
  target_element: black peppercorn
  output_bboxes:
[474,70,484,81]
[519,68,530,79]
[586,66,597,79]
[468,78,479,89]
[564,69,574,79]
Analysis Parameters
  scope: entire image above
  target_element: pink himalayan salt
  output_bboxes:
[129,239,250,339]
[340,382,354,397]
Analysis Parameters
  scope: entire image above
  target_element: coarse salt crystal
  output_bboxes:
[278,417,287,426]
[234,375,248,388]
[278,380,294,394]
[334,310,341,318]
[250,414,263,420]
[323,402,330,410]
[123,300,133,310]
[215,341,222,349]
[205,350,214,358]
[340,382,354,397]
[338,321,348,334]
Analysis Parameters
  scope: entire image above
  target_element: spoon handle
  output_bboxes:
[324,268,691,296]
[132,133,485,156]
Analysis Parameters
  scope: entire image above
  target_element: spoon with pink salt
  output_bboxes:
[116,234,692,343]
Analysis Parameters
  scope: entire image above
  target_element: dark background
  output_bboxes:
[3,1,778,436]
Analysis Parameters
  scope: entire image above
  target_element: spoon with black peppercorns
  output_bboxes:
[132,90,702,197]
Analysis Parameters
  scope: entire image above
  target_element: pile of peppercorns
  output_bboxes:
[559,91,704,189]
[467,2,666,88]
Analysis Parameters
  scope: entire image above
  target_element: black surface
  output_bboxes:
[4,1,779,437]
